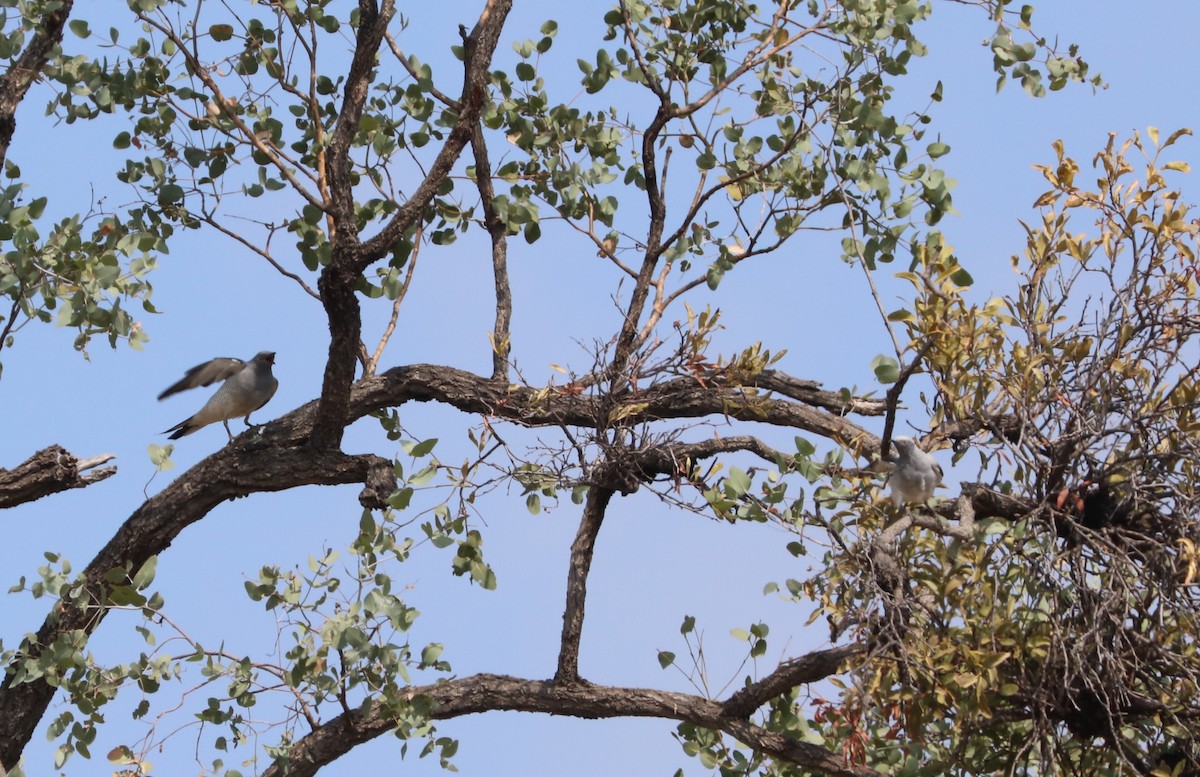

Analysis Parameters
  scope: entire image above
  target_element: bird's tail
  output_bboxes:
[164,417,200,439]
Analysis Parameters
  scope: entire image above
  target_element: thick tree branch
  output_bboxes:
[0,437,395,771]
[0,446,115,508]
[0,360,903,769]
[260,673,877,777]
[351,364,883,456]
[0,1,74,166]
[312,0,512,449]
[310,0,396,450]
[556,485,614,682]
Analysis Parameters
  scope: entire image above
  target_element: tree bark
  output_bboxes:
[0,445,115,509]
[0,1,75,167]
[259,672,878,777]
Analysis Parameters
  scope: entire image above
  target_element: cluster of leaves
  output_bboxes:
[795,130,1200,775]
[12,1,1175,777]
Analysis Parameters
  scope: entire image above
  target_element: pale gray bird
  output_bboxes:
[159,351,279,440]
[885,436,944,506]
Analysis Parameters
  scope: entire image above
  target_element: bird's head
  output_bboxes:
[254,351,276,365]
[891,436,917,457]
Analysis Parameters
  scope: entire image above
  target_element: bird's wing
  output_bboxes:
[251,378,279,413]
[157,358,247,400]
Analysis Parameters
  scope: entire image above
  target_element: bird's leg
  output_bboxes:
[243,413,261,429]
[222,420,234,441]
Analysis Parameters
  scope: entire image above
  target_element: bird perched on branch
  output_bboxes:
[885,436,943,506]
[159,351,279,440]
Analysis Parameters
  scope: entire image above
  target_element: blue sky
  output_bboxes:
[3,2,1199,775]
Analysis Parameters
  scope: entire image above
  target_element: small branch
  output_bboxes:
[0,281,23,355]
[722,644,865,718]
[879,338,937,456]
[366,244,418,377]
[556,486,614,682]
[385,31,461,110]
[0,445,116,509]
[135,12,325,211]
[470,120,513,380]
[197,213,321,300]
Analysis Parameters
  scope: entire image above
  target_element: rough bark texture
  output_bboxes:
[0,0,74,166]
[0,446,115,508]
[259,672,878,777]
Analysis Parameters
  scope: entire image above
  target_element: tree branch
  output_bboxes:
[470,120,513,380]
[312,0,512,449]
[555,486,614,682]
[357,0,512,267]
[0,445,116,508]
[259,673,878,777]
[310,0,397,449]
[350,364,884,456]
[0,1,74,166]
[723,644,865,718]
[0,438,395,770]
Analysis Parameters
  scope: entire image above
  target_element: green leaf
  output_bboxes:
[148,443,175,471]
[68,20,90,38]
[657,651,675,669]
[408,437,438,457]
[210,24,234,42]
[725,466,751,497]
[388,487,414,510]
[927,141,950,159]
[871,355,900,384]
[132,556,157,590]
[158,184,185,205]
[421,643,444,665]
[949,267,974,287]
[526,493,541,515]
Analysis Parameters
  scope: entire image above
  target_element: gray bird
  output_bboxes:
[885,436,944,506]
[159,351,279,440]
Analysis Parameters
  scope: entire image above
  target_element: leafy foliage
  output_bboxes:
[7,3,1196,777]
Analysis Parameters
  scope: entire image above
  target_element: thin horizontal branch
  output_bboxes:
[0,445,116,509]
[751,370,887,416]
[260,673,877,777]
